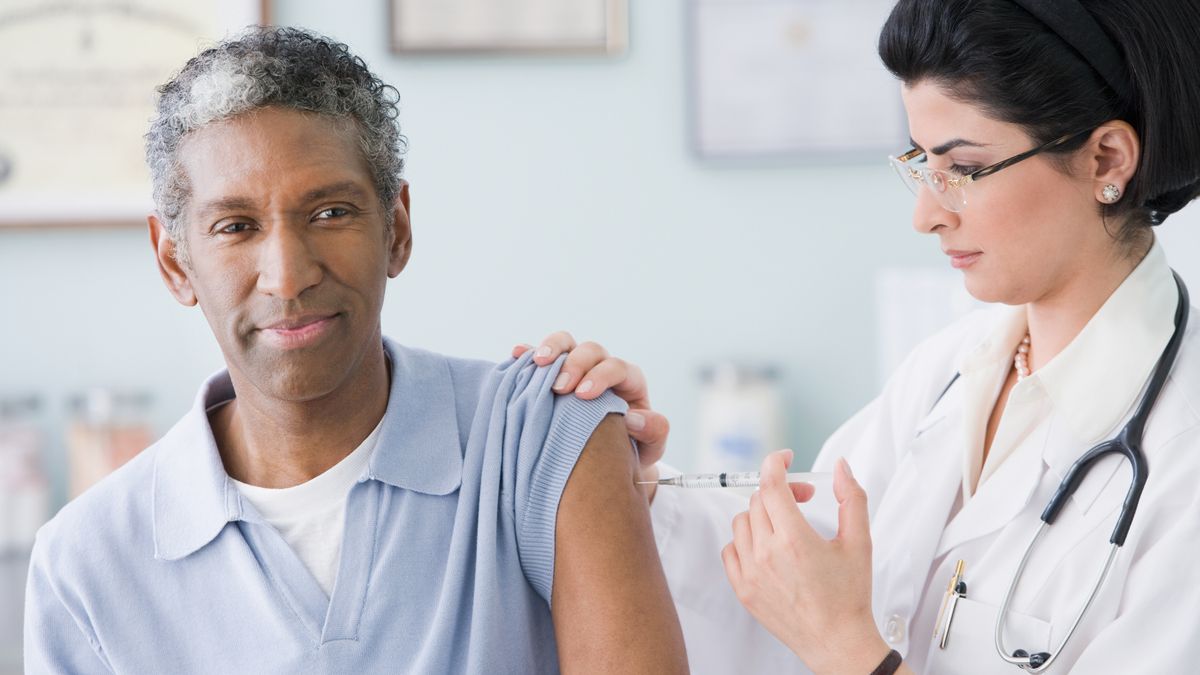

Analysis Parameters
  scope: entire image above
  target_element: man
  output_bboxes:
[24,27,686,673]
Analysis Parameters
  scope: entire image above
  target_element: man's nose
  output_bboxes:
[256,225,323,300]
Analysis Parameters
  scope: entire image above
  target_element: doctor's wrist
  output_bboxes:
[868,650,902,675]
[806,627,892,675]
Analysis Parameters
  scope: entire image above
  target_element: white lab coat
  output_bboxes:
[650,244,1200,674]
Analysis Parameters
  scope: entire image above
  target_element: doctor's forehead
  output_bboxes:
[901,81,1024,153]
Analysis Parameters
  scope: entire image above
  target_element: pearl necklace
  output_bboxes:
[1014,334,1031,381]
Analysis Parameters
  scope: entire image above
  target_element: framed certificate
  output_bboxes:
[0,0,268,227]
[688,0,906,161]
[390,0,628,54]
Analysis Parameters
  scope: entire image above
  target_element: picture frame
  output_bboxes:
[687,0,906,162]
[0,0,270,227]
[390,0,628,55]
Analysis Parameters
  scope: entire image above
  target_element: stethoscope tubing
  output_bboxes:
[995,271,1189,671]
[1039,272,1188,546]
[930,272,1190,672]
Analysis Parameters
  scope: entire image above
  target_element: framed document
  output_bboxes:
[0,0,268,227]
[688,0,906,161]
[390,0,628,54]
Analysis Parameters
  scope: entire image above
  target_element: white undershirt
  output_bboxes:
[230,420,382,597]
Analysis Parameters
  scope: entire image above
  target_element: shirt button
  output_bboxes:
[884,614,906,645]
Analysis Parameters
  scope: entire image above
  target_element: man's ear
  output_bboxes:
[387,180,412,278]
[148,214,198,306]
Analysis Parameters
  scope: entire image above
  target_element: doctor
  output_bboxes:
[517,0,1200,672]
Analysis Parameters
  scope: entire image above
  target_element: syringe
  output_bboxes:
[639,471,831,488]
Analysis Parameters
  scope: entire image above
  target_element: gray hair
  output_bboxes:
[145,26,406,263]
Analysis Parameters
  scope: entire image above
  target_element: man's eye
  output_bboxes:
[316,207,350,220]
[217,222,253,234]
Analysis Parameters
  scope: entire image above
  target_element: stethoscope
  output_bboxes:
[932,272,1189,672]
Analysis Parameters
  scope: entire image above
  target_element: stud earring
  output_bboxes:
[1101,184,1121,203]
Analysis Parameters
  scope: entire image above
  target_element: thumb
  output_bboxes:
[628,409,670,468]
[834,458,870,548]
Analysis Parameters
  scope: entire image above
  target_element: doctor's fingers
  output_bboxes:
[560,354,647,405]
[758,451,817,539]
[511,330,578,365]
[731,511,756,573]
[629,409,670,468]
[789,481,816,503]
[833,458,871,550]
[721,542,744,589]
[748,490,774,539]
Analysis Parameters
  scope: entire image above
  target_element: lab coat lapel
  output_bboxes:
[934,417,1048,558]
[871,387,965,614]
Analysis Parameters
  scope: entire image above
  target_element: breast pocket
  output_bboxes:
[924,597,1052,675]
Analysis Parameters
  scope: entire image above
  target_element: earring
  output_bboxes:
[1101,184,1121,203]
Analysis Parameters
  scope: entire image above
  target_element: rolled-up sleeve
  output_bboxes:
[488,352,628,604]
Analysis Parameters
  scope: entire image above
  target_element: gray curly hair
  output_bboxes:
[145,26,406,264]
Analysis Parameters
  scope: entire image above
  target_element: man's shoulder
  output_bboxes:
[33,441,161,569]
[383,339,496,392]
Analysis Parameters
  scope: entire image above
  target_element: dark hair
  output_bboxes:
[878,0,1200,233]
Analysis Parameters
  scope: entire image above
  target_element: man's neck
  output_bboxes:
[212,346,391,489]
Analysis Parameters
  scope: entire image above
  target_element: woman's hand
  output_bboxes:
[513,332,670,498]
[722,450,894,675]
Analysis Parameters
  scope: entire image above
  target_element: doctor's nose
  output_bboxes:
[256,226,324,300]
[911,187,960,235]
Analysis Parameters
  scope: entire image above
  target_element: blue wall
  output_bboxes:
[4,0,1199,509]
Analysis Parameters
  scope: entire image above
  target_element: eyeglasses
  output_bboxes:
[888,130,1092,212]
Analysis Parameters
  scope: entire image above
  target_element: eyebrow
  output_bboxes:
[300,181,373,205]
[196,196,256,219]
[195,181,374,219]
[909,137,990,155]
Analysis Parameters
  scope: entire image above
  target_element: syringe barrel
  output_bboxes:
[719,472,763,487]
[677,472,761,488]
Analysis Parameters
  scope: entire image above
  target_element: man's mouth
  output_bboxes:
[257,313,341,349]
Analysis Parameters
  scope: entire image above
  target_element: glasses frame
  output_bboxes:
[890,129,1093,211]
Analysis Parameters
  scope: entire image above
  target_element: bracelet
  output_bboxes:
[869,649,903,675]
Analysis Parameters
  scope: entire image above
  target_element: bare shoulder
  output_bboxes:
[553,413,689,674]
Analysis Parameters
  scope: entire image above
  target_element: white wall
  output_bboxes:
[3,0,1199,508]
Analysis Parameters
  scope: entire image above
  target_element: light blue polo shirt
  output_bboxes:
[24,340,627,673]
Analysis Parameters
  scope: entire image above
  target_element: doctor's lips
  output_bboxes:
[944,249,982,270]
[257,312,341,349]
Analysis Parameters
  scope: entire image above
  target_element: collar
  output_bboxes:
[152,338,464,560]
[365,339,464,494]
[949,241,1178,504]
[1036,240,1178,459]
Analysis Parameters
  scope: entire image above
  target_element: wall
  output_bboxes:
[3,0,1199,510]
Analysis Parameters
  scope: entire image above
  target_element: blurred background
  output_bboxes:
[3,0,1200,670]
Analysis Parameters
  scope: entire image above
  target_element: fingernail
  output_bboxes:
[626,411,646,430]
[553,372,570,391]
[840,457,854,479]
[535,345,552,359]
[577,380,594,394]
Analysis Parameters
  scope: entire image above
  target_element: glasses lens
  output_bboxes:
[889,156,968,212]
[922,169,965,212]
[889,156,920,196]
[928,170,947,193]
